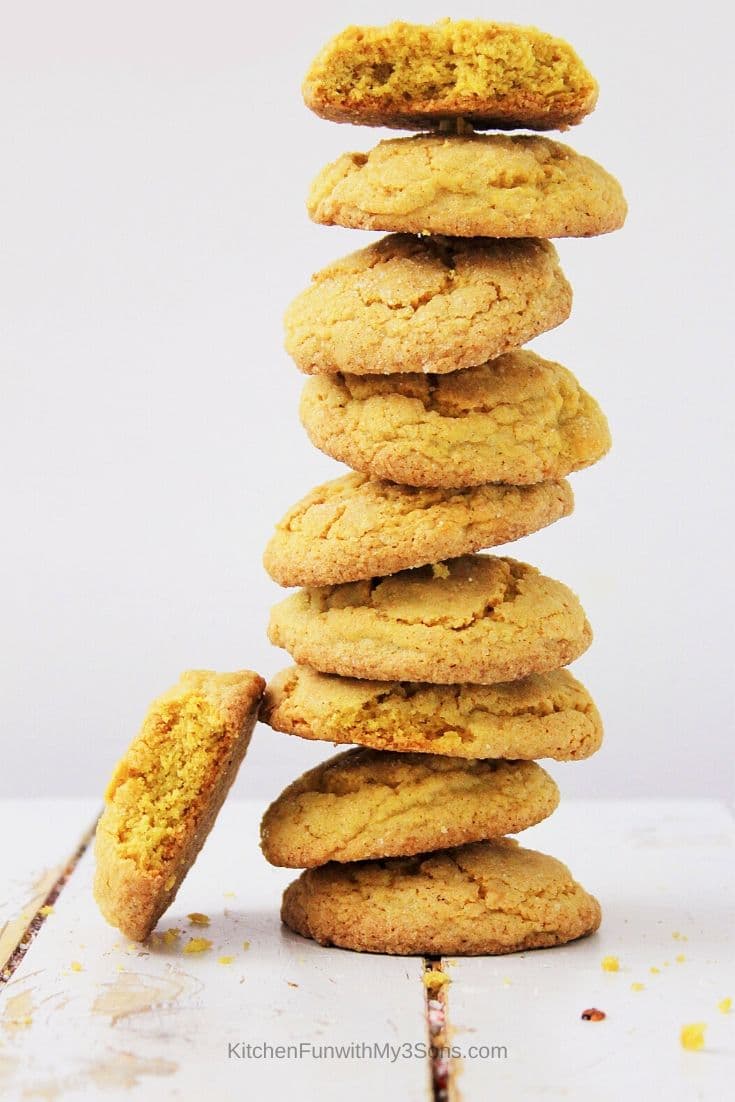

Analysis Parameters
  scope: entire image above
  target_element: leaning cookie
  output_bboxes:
[94,669,264,941]
[303,20,598,131]
[261,749,559,867]
[300,352,611,488]
[264,474,573,587]
[308,133,626,238]
[268,554,591,684]
[262,666,603,762]
[285,236,571,376]
[282,838,601,955]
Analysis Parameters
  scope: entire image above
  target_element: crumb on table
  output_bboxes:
[183,937,212,954]
[680,1023,706,1051]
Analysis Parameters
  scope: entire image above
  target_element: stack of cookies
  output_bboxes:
[260,19,625,956]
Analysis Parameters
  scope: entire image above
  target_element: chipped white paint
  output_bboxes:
[0,799,732,1100]
[0,799,99,973]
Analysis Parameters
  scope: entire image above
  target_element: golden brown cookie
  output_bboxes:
[282,838,601,955]
[262,666,602,762]
[300,352,611,488]
[285,236,571,376]
[303,20,598,131]
[93,669,264,941]
[267,555,592,684]
[307,133,626,239]
[264,473,573,587]
[261,749,559,867]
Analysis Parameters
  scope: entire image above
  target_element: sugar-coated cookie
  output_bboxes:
[308,133,626,238]
[262,665,603,762]
[285,235,571,376]
[264,473,573,587]
[282,838,602,955]
[261,749,559,867]
[268,555,592,684]
[300,352,611,488]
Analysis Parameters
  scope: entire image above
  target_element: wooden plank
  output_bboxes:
[0,799,98,978]
[447,799,734,1101]
[0,799,430,1101]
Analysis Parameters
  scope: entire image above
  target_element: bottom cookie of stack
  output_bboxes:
[281,838,601,957]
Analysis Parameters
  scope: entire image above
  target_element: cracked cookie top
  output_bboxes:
[282,837,602,955]
[261,749,558,867]
[285,235,571,376]
[300,350,611,488]
[267,554,592,684]
[307,133,626,238]
[263,473,573,587]
[262,665,603,761]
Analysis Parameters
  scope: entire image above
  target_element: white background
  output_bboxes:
[2,0,733,803]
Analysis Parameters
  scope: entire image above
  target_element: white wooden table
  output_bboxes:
[1,798,732,1100]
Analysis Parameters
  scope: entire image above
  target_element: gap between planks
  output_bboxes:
[0,813,98,985]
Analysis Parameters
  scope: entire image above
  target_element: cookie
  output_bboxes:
[262,666,603,762]
[303,20,598,132]
[282,838,601,955]
[94,669,264,941]
[285,235,571,376]
[261,749,559,867]
[300,352,611,488]
[267,554,592,684]
[264,473,573,587]
[307,133,626,238]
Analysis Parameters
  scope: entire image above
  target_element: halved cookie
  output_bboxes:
[264,474,573,587]
[94,669,264,941]
[303,20,598,131]
[268,554,592,684]
[300,352,611,488]
[261,749,559,867]
[308,133,626,238]
[285,236,571,377]
[262,666,603,762]
[282,838,601,955]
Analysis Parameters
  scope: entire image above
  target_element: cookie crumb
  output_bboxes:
[287,981,298,988]
[70,961,83,972]
[39,905,54,917]
[717,997,732,1014]
[431,562,450,580]
[187,912,210,927]
[650,966,661,974]
[218,956,235,965]
[680,1023,706,1051]
[183,937,212,954]
[581,1008,606,1021]
[242,940,251,951]
[601,955,619,972]
[675,953,686,963]
[631,982,645,992]
[423,970,450,992]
